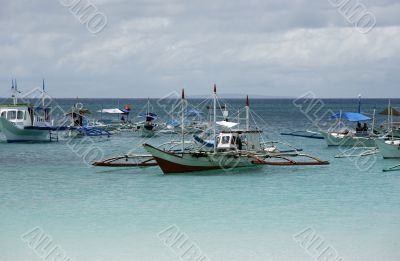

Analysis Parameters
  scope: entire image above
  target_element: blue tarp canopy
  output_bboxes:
[330,112,371,122]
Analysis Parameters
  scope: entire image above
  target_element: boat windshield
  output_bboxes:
[221,136,230,144]
[17,111,24,120]
[7,110,16,120]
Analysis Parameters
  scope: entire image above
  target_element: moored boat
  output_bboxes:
[0,80,65,142]
[375,138,400,159]
[320,112,377,147]
[143,86,329,174]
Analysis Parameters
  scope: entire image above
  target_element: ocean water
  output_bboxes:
[1,98,400,261]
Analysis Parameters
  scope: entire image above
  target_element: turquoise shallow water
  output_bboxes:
[1,99,400,261]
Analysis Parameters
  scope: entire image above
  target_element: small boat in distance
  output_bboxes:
[135,99,159,137]
[65,102,111,137]
[375,104,400,158]
[0,80,66,142]
[320,111,377,147]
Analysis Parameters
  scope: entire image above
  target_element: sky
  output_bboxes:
[0,0,399,98]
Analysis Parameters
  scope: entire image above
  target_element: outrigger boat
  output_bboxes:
[374,103,400,138]
[0,80,66,142]
[65,102,111,137]
[93,86,329,174]
[134,99,159,137]
[374,104,400,158]
[320,111,377,147]
[376,138,400,158]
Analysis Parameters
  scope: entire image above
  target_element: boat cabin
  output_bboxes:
[216,130,262,152]
[0,104,52,127]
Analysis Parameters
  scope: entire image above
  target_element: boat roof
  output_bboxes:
[220,129,263,134]
[330,112,371,122]
[0,104,52,110]
[0,104,32,108]
[216,121,238,128]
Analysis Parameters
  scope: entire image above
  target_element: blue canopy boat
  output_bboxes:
[320,111,377,147]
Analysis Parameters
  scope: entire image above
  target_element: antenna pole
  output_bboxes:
[181,89,185,153]
[213,84,217,153]
[246,95,249,131]
[371,108,375,135]
[42,79,45,107]
[388,100,391,136]
[11,79,17,105]
[12,79,18,105]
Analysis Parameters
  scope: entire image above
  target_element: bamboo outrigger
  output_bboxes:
[92,154,157,167]
[383,163,400,172]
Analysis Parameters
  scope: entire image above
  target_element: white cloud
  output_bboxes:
[0,0,399,97]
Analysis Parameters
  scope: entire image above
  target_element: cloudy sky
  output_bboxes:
[0,0,399,98]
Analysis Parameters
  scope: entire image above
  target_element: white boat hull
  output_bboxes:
[375,139,400,158]
[0,118,49,142]
[320,131,376,147]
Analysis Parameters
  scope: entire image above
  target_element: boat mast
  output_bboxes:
[371,108,376,134]
[246,95,249,131]
[42,79,46,107]
[181,88,185,153]
[147,98,150,115]
[11,79,18,105]
[390,100,394,140]
[387,99,390,132]
[213,84,217,153]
